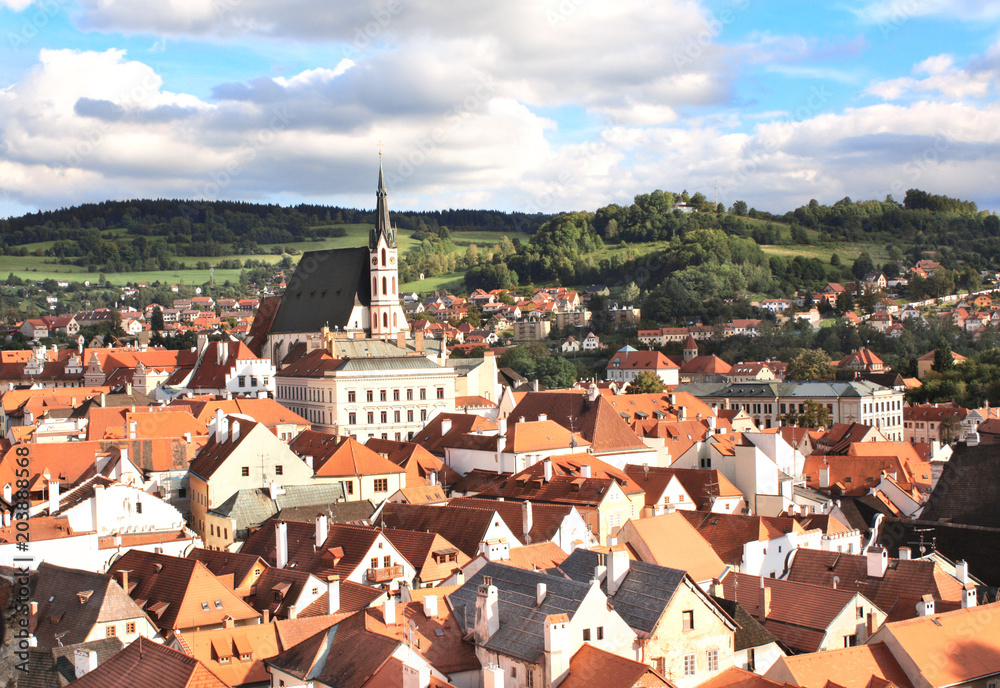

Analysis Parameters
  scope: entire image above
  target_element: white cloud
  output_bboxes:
[866,52,995,100]
[851,0,1000,24]
[0,0,35,9]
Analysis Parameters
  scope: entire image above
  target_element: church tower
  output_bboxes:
[368,156,406,339]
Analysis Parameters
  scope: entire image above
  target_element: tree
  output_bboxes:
[799,400,832,429]
[786,349,836,381]
[627,371,665,394]
[836,290,855,315]
[621,281,640,304]
[938,415,962,444]
[151,306,164,332]
[852,252,875,280]
[933,338,954,373]
[732,200,748,216]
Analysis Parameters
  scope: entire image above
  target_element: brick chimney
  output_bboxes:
[758,578,771,621]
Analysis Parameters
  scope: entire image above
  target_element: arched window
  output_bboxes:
[392,313,397,328]
[382,277,387,295]
[373,276,378,295]
[381,248,387,266]
[392,277,396,294]
[383,313,388,328]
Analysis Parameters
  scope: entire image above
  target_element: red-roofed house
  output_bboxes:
[607,346,680,386]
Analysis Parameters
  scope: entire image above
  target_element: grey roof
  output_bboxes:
[451,358,487,374]
[448,561,593,663]
[210,488,278,530]
[19,637,124,688]
[677,380,891,399]
[711,596,781,652]
[338,356,447,372]
[275,483,346,509]
[554,550,686,635]
[269,247,372,334]
[278,499,376,524]
[329,338,444,359]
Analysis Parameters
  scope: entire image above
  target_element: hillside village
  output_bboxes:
[1,170,1000,688]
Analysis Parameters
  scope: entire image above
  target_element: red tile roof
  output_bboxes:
[508,391,651,454]
[560,643,673,688]
[772,641,915,688]
[66,636,228,688]
[312,437,406,478]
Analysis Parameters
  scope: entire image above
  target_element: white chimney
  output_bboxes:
[214,407,224,441]
[231,420,240,442]
[423,594,438,619]
[129,420,137,439]
[916,594,935,616]
[867,546,888,579]
[956,560,969,584]
[819,466,830,489]
[538,414,547,422]
[441,418,453,436]
[2,483,10,503]
[402,660,431,688]
[678,406,687,421]
[898,547,911,560]
[48,480,60,515]
[522,501,533,541]
[383,597,396,626]
[305,455,314,471]
[475,580,500,643]
[707,416,717,431]
[580,464,592,479]
[315,513,328,548]
[962,583,977,609]
[74,649,98,678]
[607,546,629,596]
[428,469,438,486]
[483,665,505,688]
[327,575,341,615]
[275,521,288,569]
[544,614,570,686]
[536,582,547,606]
[543,459,553,483]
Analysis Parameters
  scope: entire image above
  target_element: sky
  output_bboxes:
[2,0,1000,219]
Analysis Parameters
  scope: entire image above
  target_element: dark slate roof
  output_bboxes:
[711,596,782,652]
[554,549,698,635]
[920,442,1000,528]
[268,247,372,334]
[448,561,592,663]
[277,498,376,525]
[19,638,123,688]
[878,517,1000,588]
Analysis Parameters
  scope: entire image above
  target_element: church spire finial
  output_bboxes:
[371,153,394,249]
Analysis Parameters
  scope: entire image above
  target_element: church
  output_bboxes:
[250,158,417,365]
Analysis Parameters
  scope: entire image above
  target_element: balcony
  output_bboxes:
[367,565,404,583]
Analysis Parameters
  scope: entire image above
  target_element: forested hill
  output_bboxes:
[0,199,551,246]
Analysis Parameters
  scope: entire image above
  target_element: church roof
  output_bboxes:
[268,247,372,334]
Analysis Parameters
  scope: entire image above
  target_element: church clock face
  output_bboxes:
[371,257,378,265]
[390,257,396,265]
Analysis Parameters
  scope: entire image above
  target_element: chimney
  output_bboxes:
[423,594,438,619]
[867,546,888,578]
[898,547,911,561]
[607,545,629,595]
[262,609,270,624]
[402,659,431,688]
[758,579,772,621]
[544,614,570,687]
[483,665,505,688]
[305,455,314,471]
[475,580,500,643]
[819,466,830,489]
[396,331,406,351]
[543,459,553,483]
[956,560,969,584]
[384,597,397,626]
[275,522,288,569]
[428,469,438,486]
[522,501,533,541]
[231,420,240,442]
[536,582,547,606]
[916,594,935,617]
[962,582,977,608]
[538,413,547,422]
[315,513,328,548]
[214,408,224,441]
[580,464,592,479]
[678,406,687,421]
[118,569,130,593]
[533,379,539,392]
[707,416,717,431]
[415,330,424,352]
[48,480,60,515]
[327,576,341,614]
[441,418,452,436]
[224,615,236,628]
[74,649,98,679]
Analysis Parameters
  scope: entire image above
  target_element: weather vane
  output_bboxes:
[378,140,383,157]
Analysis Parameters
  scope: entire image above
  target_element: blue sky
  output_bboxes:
[3,0,1000,219]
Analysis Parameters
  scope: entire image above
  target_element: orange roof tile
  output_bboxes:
[313,437,406,477]
[773,641,914,688]
[620,512,728,583]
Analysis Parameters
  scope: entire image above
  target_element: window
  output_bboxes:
[747,648,755,672]
[583,628,591,641]
[407,389,413,401]
[367,412,374,424]
[682,610,694,631]
[349,412,356,425]
[381,411,388,423]
[250,376,257,387]
[857,606,865,619]
[526,672,534,688]
[344,481,354,495]
[407,410,413,422]
[707,649,719,672]
[436,387,445,399]
[393,389,400,401]
[238,375,246,387]
[394,410,400,423]
[126,621,136,634]
[420,388,427,400]
[684,654,696,676]
[654,658,666,675]
[597,626,604,640]
[275,465,283,476]
[844,634,858,647]
[135,502,142,514]
[380,389,387,401]
[374,478,389,492]
[371,557,379,569]
[420,410,427,422]
[241,467,250,477]
[215,600,223,609]
[349,391,356,403]
[367,390,374,402]
[383,555,391,568]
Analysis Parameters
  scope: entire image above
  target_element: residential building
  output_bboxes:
[765,642,916,688]
[65,636,229,688]
[617,512,729,586]
[606,345,681,387]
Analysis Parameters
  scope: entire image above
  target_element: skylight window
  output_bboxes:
[201,602,210,611]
